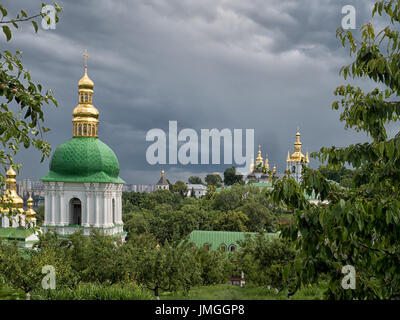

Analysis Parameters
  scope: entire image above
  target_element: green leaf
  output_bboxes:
[2,25,11,41]
[0,5,7,17]
[31,20,38,33]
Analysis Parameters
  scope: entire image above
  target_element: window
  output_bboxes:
[84,94,88,102]
[229,245,236,252]
[220,244,227,252]
[204,243,210,251]
[292,166,296,173]
[69,198,82,225]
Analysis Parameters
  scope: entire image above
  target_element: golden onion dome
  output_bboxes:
[1,166,24,212]
[25,193,36,219]
[6,166,16,177]
[72,104,99,119]
[78,72,94,90]
[264,155,269,170]
[288,129,307,162]
[255,145,263,165]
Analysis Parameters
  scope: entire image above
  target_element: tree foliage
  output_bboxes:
[223,166,243,186]
[273,0,400,299]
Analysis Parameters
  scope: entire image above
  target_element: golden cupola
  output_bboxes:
[287,130,308,163]
[72,50,99,138]
[264,154,269,170]
[250,159,255,172]
[25,193,36,223]
[255,145,263,166]
[1,166,24,214]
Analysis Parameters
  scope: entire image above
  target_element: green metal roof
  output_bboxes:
[41,137,125,184]
[188,230,279,251]
[0,227,34,241]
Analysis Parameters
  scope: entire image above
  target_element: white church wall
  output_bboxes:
[43,181,124,236]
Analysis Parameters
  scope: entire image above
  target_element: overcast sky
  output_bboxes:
[2,0,383,184]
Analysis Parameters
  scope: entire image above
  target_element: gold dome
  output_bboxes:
[78,73,94,90]
[264,155,269,170]
[1,166,24,213]
[287,130,308,163]
[73,50,99,138]
[25,193,36,220]
[255,145,263,166]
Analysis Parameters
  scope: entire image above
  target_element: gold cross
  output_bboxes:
[83,49,88,72]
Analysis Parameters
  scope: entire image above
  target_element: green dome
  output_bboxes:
[41,137,125,184]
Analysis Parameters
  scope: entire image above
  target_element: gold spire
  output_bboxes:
[256,145,263,166]
[1,166,24,213]
[273,165,276,174]
[264,154,269,170]
[161,169,165,177]
[306,151,309,163]
[288,129,307,162]
[25,192,36,223]
[286,150,290,162]
[73,50,99,138]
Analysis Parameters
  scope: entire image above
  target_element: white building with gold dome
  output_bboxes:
[155,170,169,190]
[246,145,277,185]
[0,166,39,247]
[40,52,126,238]
[286,129,309,183]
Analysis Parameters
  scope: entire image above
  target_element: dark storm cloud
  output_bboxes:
[3,0,377,184]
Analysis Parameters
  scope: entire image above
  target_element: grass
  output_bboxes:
[161,282,327,300]
[32,283,153,300]
[0,282,327,300]
[0,286,25,300]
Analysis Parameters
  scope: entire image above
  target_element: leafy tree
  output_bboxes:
[239,202,276,233]
[126,241,201,300]
[0,237,76,300]
[211,184,249,211]
[234,235,297,296]
[35,205,44,225]
[273,0,400,299]
[78,231,127,284]
[205,174,223,187]
[188,176,203,184]
[317,165,355,187]
[0,3,62,225]
[0,3,62,175]
[223,166,243,186]
[213,210,248,232]
[171,180,188,197]
[123,210,151,240]
[195,247,233,285]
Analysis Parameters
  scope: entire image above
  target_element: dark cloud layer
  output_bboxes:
[3,0,378,184]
